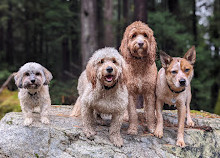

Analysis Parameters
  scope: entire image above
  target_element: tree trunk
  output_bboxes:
[104,0,114,47]
[168,0,179,15]
[123,0,129,30]
[192,0,197,46]
[5,0,14,65]
[0,25,4,52]
[81,0,98,69]
[116,0,121,49]
[134,0,148,23]
[62,37,70,80]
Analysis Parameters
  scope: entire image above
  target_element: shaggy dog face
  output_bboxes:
[120,21,156,64]
[86,48,126,89]
[15,62,52,90]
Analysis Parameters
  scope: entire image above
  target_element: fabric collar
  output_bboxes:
[167,83,185,94]
[28,92,37,96]
[104,81,118,90]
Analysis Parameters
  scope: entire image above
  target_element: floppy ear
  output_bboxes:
[86,61,97,89]
[43,67,53,85]
[184,46,196,65]
[119,32,129,58]
[14,72,23,88]
[160,50,173,69]
[119,59,128,86]
[148,30,157,64]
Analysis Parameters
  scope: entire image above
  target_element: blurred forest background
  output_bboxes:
[0,0,219,118]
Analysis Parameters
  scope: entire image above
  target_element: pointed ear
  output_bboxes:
[43,67,53,85]
[184,46,196,65]
[160,50,172,68]
[14,72,23,88]
[86,61,96,89]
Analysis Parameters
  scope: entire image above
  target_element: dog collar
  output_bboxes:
[28,92,37,96]
[167,84,185,94]
[104,81,118,90]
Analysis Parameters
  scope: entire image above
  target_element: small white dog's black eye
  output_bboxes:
[144,33,148,38]
[185,69,190,73]
[132,34,136,38]
[36,72,40,76]
[100,59,104,64]
[112,59,116,63]
[25,72,30,76]
[171,70,177,74]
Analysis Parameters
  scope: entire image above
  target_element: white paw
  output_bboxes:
[41,117,50,124]
[24,118,33,126]
[186,119,195,127]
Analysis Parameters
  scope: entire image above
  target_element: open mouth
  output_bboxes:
[105,75,114,82]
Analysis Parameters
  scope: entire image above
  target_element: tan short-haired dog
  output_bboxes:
[14,62,53,126]
[72,48,128,147]
[154,46,196,147]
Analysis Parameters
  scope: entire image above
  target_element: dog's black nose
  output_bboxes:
[138,42,144,47]
[179,79,186,86]
[106,66,113,73]
[31,79,35,83]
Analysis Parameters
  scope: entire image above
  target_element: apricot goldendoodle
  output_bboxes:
[120,21,157,134]
[71,47,128,147]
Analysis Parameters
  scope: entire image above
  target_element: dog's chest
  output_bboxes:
[93,94,126,113]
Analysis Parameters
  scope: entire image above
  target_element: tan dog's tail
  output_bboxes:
[70,97,81,117]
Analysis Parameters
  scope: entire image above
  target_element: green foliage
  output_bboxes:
[0,89,21,119]
[149,11,192,55]
[49,79,78,105]
[214,90,220,115]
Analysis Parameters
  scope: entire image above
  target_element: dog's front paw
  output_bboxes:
[24,118,33,126]
[186,119,195,127]
[110,135,123,147]
[83,129,96,138]
[127,125,138,135]
[176,139,186,147]
[154,128,163,138]
[41,117,50,124]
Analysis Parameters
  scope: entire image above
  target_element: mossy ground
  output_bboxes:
[0,89,21,119]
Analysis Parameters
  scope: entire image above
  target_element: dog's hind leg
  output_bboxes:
[154,99,164,138]
[70,97,81,117]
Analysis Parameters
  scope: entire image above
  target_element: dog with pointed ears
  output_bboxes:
[154,46,196,147]
[14,62,53,126]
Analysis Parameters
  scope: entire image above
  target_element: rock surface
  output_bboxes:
[0,105,220,158]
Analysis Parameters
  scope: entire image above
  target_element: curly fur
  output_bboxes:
[119,21,157,134]
[14,62,53,126]
[71,47,128,147]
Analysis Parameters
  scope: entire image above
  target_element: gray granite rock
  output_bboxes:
[0,106,219,158]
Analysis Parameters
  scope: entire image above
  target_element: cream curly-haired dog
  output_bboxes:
[71,47,128,147]
[14,62,53,126]
[120,21,157,135]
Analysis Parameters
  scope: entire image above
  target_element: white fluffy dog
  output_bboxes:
[71,47,128,147]
[14,62,53,126]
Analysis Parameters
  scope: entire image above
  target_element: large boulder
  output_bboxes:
[0,106,220,158]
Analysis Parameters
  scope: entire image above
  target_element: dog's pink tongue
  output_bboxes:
[106,75,113,82]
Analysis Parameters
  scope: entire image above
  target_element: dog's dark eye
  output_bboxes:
[25,73,30,76]
[100,59,104,64]
[171,70,177,74]
[112,59,116,63]
[143,33,148,38]
[132,34,136,38]
[185,69,190,73]
[36,72,40,76]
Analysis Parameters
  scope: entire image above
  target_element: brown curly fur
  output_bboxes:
[120,21,157,134]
